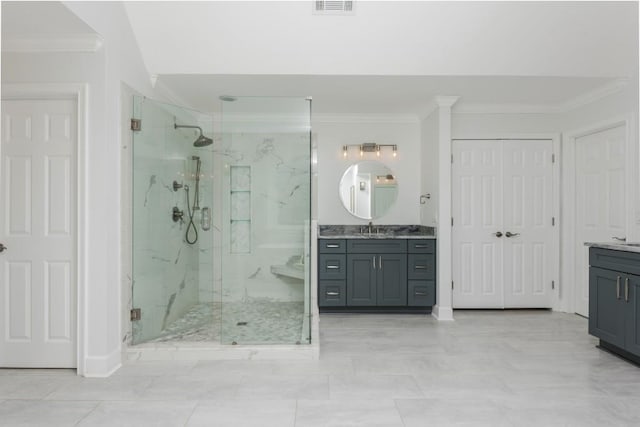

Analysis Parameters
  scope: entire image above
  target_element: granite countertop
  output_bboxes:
[584,242,640,253]
[318,224,436,239]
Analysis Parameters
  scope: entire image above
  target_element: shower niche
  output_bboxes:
[130,95,311,347]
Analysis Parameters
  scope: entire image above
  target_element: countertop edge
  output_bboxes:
[584,242,640,253]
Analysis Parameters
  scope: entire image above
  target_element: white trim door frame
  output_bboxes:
[561,115,636,316]
[2,83,88,375]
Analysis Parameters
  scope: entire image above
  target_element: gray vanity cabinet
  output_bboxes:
[589,247,640,363]
[318,237,435,311]
[346,239,407,307]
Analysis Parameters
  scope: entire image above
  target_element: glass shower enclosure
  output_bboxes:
[131,95,311,346]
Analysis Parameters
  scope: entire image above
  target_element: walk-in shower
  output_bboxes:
[130,95,311,347]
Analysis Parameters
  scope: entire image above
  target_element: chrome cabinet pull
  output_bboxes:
[414,244,428,248]
[414,291,428,296]
[373,256,376,269]
[612,236,627,242]
[415,265,427,270]
[379,256,382,270]
[326,244,340,248]
[326,265,339,269]
[617,276,621,299]
[326,291,340,296]
[625,277,629,302]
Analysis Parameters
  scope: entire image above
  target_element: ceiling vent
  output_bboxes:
[314,1,355,15]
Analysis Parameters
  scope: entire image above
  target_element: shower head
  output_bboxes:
[194,134,213,147]
[174,123,213,147]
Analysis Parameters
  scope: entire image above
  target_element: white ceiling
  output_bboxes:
[2,1,637,116]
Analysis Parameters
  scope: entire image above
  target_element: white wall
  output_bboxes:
[315,116,421,225]
[420,110,439,226]
[2,2,156,376]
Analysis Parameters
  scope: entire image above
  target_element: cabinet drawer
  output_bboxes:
[346,239,407,254]
[408,254,435,280]
[408,281,435,306]
[319,239,346,254]
[590,248,640,276]
[319,254,346,279]
[319,281,346,307]
[408,239,435,253]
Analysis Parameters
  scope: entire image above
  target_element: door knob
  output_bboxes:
[494,232,503,238]
[612,236,627,242]
[505,232,520,238]
[0,243,6,253]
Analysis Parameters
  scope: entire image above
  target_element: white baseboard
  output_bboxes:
[82,347,122,377]
[432,305,454,321]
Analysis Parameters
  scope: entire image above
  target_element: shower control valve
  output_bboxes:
[172,206,184,223]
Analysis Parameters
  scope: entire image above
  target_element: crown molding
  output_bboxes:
[312,113,419,124]
[453,78,630,115]
[2,34,103,53]
[557,78,630,112]
[435,95,461,108]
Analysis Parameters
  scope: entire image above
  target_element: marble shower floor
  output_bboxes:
[150,301,306,344]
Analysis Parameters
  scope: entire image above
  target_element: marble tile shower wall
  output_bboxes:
[218,132,310,303]
[130,113,205,344]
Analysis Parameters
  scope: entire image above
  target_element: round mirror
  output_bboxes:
[339,161,398,220]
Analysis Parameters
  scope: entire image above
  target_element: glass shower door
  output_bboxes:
[219,96,312,344]
[131,96,215,344]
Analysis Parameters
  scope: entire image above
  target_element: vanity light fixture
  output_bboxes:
[342,142,398,159]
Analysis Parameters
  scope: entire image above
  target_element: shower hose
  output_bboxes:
[185,187,198,245]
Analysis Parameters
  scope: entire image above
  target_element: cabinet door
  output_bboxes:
[347,254,376,306]
[624,274,640,356]
[589,267,626,348]
[377,254,407,306]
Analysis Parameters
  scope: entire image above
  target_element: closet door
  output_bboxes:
[502,140,554,308]
[452,140,504,308]
[452,139,555,309]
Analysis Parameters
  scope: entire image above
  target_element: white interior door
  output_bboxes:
[452,139,555,309]
[0,99,77,368]
[452,140,504,308]
[574,125,626,317]
[502,140,554,308]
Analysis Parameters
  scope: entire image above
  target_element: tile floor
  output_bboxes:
[1,310,640,426]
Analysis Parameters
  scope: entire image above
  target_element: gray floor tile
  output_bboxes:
[77,401,196,426]
[187,400,296,427]
[0,375,79,399]
[295,399,404,427]
[235,374,329,400]
[3,310,638,426]
[46,376,155,401]
[143,375,241,400]
[329,374,423,399]
[0,399,98,427]
[396,398,509,427]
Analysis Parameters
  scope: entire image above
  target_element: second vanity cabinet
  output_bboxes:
[318,238,436,311]
[589,247,640,362]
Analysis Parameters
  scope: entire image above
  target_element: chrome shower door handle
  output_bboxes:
[0,243,6,253]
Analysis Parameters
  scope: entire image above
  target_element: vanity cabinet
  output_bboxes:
[589,247,640,363]
[318,238,436,311]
